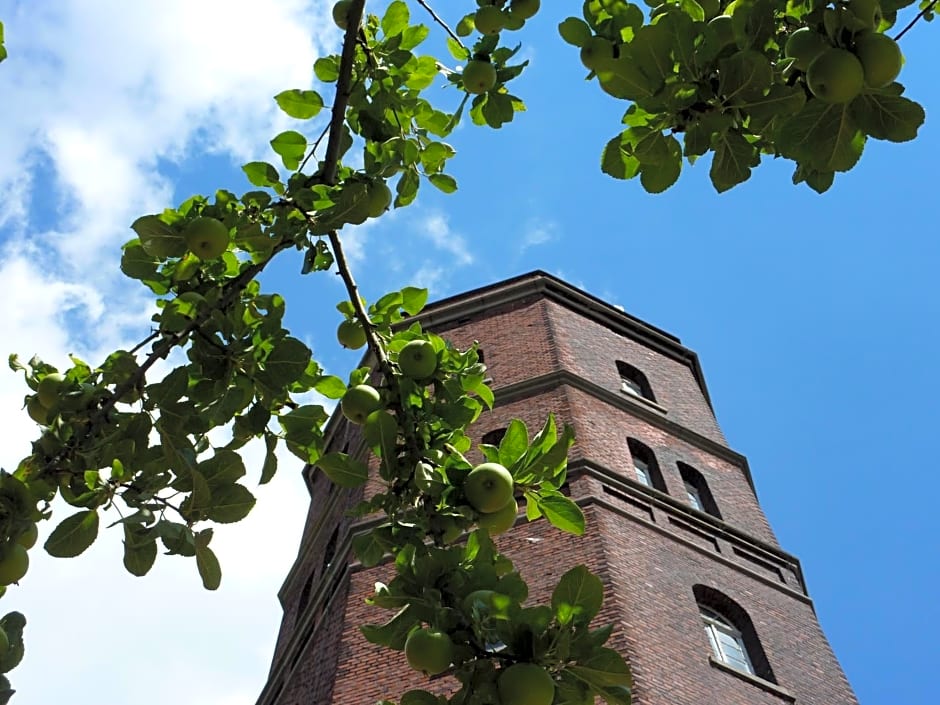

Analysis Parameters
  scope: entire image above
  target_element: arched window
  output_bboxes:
[323,527,338,573]
[694,585,776,682]
[626,438,667,493]
[482,427,506,447]
[678,462,721,519]
[616,361,655,401]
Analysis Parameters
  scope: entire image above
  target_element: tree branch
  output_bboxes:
[894,0,938,41]
[415,0,467,52]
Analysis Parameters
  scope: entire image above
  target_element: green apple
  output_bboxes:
[475,6,506,35]
[399,691,440,705]
[464,462,514,513]
[404,627,453,675]
[184,217,229,259]
[806,48,865,103]
[707,15,735,51]
[16,524,38,550]
[498,663,555,705]
[785,28,830,71]
[332,0,352,29]
[579,36,615,71]
[847,0,883,29]
[337,318,367,349]
[37,372,66,407]
[853,31,902,87]
[463,60,497,94]
[478,498,517,535]
[365,181,392,218]
[510,0,540,20]
[0,544,28,585]
[341,384,381,424]
[398,340,437,379]
[26,397,51,425]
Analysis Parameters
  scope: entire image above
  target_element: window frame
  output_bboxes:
[700,605,755,675]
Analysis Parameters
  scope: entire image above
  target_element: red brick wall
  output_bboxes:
[262,280,856,705]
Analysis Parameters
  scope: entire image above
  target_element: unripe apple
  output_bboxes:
[184,217,229,259]
[16,524,38,550]
[464,462,514,513]
[510,0,540,21]
[404,627,453,676]
[475,6,506,35]
[332,0,352,29]
[398,340,437,379]
[498,663,555,705]
[477,498,518,535]
[785,28,830,71]
[37,372,66,407]
[580,36,615,71]
[806,48,864,103]
[847,0,883,29]
[463,60,497,94]
[337,318,367,349]
[363,410,398,449]
[341,384,381,424]
[26,397,51,425]
[853,31,902,87]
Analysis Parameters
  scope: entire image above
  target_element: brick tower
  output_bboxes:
[256,271,857,705]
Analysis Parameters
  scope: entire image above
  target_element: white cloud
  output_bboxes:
[0,2,340,704]
[520,218,559,252]
[418,211,474,266]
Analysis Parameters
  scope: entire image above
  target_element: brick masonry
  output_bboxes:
[257,272,857,705]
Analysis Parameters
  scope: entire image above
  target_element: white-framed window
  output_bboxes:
[634,458,652,487]
[700,606,755,675]
[685,481,704,511]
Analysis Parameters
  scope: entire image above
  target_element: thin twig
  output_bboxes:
[894,0,938,41]
[415,0,467,53]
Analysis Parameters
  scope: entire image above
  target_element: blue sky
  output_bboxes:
[0,2,936,704]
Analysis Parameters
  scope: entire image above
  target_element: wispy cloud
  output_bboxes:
[419,211,474,266]
[520,217,560,252]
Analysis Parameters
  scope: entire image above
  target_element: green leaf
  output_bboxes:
[260,432,279,485]
[400,286,428,316]
[638,135,682,193]
[274,89,324,119]
[352,531,388,567]
[717,50,773,103]
[316,452,369,488]
[446,36,470,61]
[314,56,340,82]
[629,23,674,88]
[131,215,186,258]
[258,336,311,389]
[206,483,256,523]
[314,375,347,399]
[242,161,282,189]
[44,509,99,558]
[270,130,307,171]
[601,133,640,181]
[539,494,585,536]
[499,419,529,469]
[777,101,865,172]
[199,448,246,487]
[428,173,458,193]
[404,55,438,90]
[852,91,925,143]
[709,129,760,193]
[400,24,429,51]
[568,647,633,689]
[552,565,604,627]
[381,0,409,37]
[123,525,157,577]
[195,542,222,590]
[558,17,593,46]
[360,604,418,650]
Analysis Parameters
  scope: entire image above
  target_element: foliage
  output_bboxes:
[0,0,933,703]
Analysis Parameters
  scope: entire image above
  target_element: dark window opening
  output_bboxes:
[616,360,655,401]
[482,428,507,447]
[678,463,721,518]
[627,438,668,493]
[694,585,776,683]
